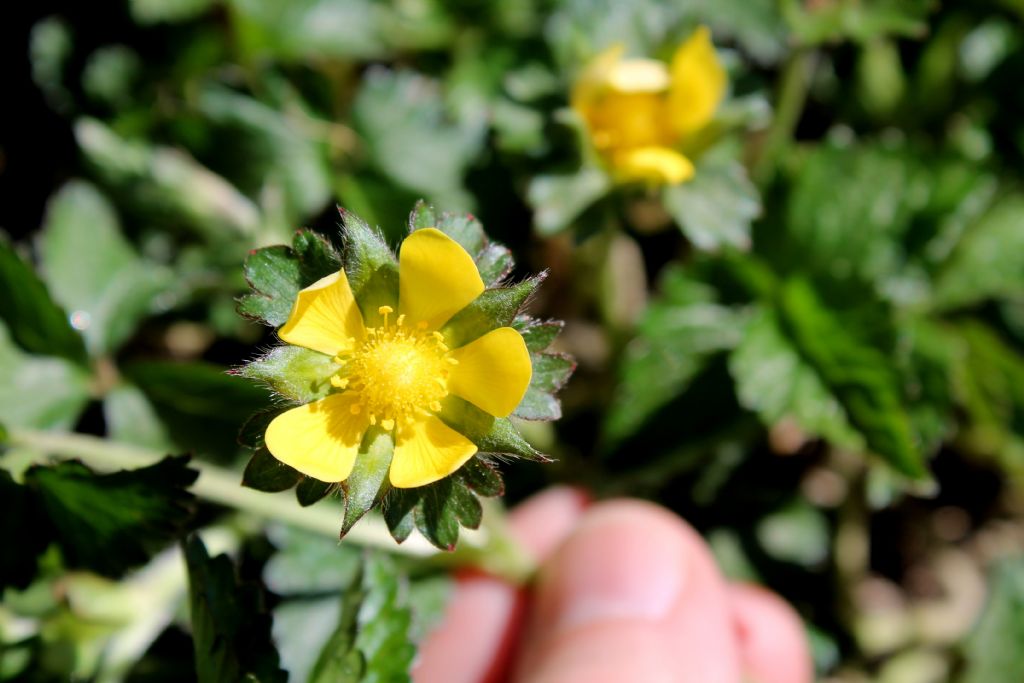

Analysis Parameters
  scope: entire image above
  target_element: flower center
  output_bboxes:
[332,306,455,431]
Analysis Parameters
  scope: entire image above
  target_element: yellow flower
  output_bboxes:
[263,228,532,488]
[572,27,726,185]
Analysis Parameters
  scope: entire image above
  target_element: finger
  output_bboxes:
[413,487,589,683]
[513,500,741,683]
[728,584,813,683]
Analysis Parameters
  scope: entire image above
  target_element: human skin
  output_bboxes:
[414,488,813,683]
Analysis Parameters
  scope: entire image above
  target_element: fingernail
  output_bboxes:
[547,508,686,634]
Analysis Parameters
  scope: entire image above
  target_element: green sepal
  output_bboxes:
[237,407,285,450]
[296,477,334,507]
[408,201,515,286]
[340,429,394,537]
[340,207,400,324]
[184,536,288,683]
[440,395,548,461]
[442,274,546,348]
[0,236,87,364]
[237,229,341,328]
[513,316,564,353]
[242,447,302,493]
[237,346,337,404]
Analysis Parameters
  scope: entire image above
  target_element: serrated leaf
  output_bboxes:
[0,237,86,364]
[605,267,743,444]
[962,556,1024,683]
[296,477,334,507]
[40,180,170,355]
[0,319,91,430]
[239,346,338,403]
[0,470,50,590]
[243,447,302,493]
[513,317,563,353]
[184,536,288,683]
[513,386,562,421]
[663,156,759,252]
[777,278,925,478]
[441,276,544,348]
[341,430,394,536]
[24,455,197,577]
[457,458,505,497]
[934,195,1024,310]
[239,229,341,328]
[530,353,575,393]
[730,307,863,450]
[527,168,611,236]
[416,478,474,549]
[383,489,418,544]
[309,554,415,683]
[238,407,286,450]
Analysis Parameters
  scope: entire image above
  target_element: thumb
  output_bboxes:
[512,501,742,683]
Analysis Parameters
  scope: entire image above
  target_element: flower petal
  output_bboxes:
[607,58,670,93]
[611,146,695,185]
[265,393,368,482]
[668,26,727,138]
[389,414,478,488]
[448,327,532,418]
[399,228,484,330]
[571,43,625,117]
[279,270,365,356]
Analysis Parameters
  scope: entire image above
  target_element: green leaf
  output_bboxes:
[130,0,216,23]
[0,319,91,430]
[24,455,197,577]
[663,157,759,252]
[513,386,563,421]
[777,278,925,478]
[40,180,171,355]
[441,275,545,348]
[340,430,394,536]
[242,447,303,493]
[605,266,744,444]
[408,202,515,286]
[124,360,270,456]
[457,458,505,497]
[962,556,1024,683]
[104,382,173,451]
[439,395,546,461]
[238,229,342,328]
[0,470,50,590]
[197,86,331,220]
[527,168,611,236]
[755,499,830,567]
[934,195,1024,310]
[239,346,338,404]
[729,307,863,450]
[0,237,86,364]
[184,536,288,683]
[531,353,575,394]
[309,554,415,683]
[238,408,285,451]
[353,69,480,209]
[783,0,933,45]
[75,118,260,241]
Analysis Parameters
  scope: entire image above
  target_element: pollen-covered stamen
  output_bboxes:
[332,305,454,430]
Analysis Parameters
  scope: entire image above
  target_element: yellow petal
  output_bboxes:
[571,43,625,118]
[389,415,478,488]
[279,270,365,356]
[448,327,532,418]
[399,228,484,330]
[607,58,670,93]
[265,393,368,482]
[668,26,727,138]
[610,146,695,185]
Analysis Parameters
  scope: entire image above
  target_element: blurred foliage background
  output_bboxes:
[2,0,1024,681]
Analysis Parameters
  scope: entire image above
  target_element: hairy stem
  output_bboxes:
[6,429,535,581]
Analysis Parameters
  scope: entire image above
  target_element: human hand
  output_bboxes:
[414,488,813,683]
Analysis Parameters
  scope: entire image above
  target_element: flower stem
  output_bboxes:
[5,429,536,581]
[753,47,817,187]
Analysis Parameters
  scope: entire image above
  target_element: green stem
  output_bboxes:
[6,429,536,581]
[753,48,817,187]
